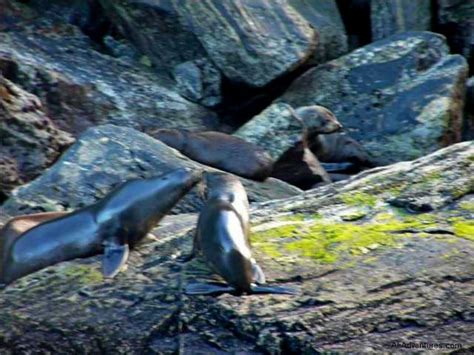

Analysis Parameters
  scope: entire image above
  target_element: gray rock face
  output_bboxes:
[0,76,74,197]
[1,125,301,216]
[371,0,432,41]
[288,0,348,64]
[99,0,317,88]
[0,20,217,136]
[0,142,472,353]
[280,32,468,165]
[174,58,222,108]
[437,0,474,71]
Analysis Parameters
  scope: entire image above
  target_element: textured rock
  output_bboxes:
[437,0,474,71]
[1,125,301,216]
[0,142,472,353]
[174,58,222,108]
[280,32,468,165]
[288,0,348,64]
[0,20,217,136]
[0,75,74,197]
[99,0,317,87]
[371,0,432,41]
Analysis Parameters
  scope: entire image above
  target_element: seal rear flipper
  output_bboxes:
[185,282,235,295]
[251,258,266,284]
[250,284,299,295]
[102,244,129,278]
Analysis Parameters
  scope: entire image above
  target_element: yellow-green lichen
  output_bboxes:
[61,264,103,284]
[459,201,474,212]
[450,218,474,241]
[340,192,377,207]
[252,213,441,264]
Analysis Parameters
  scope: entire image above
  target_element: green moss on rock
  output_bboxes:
[340,192,377,207]
[61,264,103,284]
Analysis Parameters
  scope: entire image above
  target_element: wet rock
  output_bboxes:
[0,21,217,136]
[436,0,474,72]
[288,0,348,64]
[1,125,301,216]
[0,142,472,353]
[173,58,222,108]
[280,32,468,165]
[371,0,432,41]
[0,75,74,198]
[99,0,317,87]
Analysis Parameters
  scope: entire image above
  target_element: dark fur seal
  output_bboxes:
[0,168,202,286]
[150,129,273,181]
[183,173,297,296]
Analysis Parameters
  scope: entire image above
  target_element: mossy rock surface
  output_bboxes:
[1,142,473,353]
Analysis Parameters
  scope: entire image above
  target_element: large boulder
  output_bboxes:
[1,124,301,216]
[0,142,472,353]
[436,0,474,71]
[288,0,348,64]
[371,0,432,41]
[0,75,74,198]
[99,0,318,88]
[280,32,468,165]
[0,17,217,136]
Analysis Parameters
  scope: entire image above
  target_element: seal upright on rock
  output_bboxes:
[183,172,297,296]
[150,129,274,181]
[0,168,202,286]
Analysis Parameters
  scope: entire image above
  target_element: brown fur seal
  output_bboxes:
[0,168,202,286]
[271,105,340,189]
[149,129,273,181]
[183,173,297,296]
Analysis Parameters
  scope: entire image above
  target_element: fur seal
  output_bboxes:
[183,173,297,296]
[150,129,274,181]
[0,168,202,286]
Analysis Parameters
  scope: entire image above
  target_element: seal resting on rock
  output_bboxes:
[150,129,273,181]
[183,172,297,296]
[0,168,202,286]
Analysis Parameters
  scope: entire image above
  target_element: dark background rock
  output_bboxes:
[465,76,474,141]
[0,13,217,136]
[1,125,301,216]
[280,31,468,165]
[0,76,74,200]
[371,0,432,41]
[436,0,474,75]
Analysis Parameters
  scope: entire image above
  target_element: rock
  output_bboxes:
[288,0,348,64]
[280,32,469,165]
[335,0,371,49]
[0,142,472,353]
[99,0,317,87]
[0,75,74,198]
[436,0,474,72]
[464,77,474,140]
[1,125,301,216]
[173,58,222,108]
[0,20,218,136]
[371,0,432,41]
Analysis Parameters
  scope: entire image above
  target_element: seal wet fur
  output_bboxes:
[150,129,274,181]
[183,172,297,296]
[0,168,202,286]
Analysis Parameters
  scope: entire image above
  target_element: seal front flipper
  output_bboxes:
[250,284,299,295]
[102,243,129,278]
[251,258,266,284]
[185,282,235,295]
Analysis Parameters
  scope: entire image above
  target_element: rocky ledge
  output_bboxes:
[0,141,472,353]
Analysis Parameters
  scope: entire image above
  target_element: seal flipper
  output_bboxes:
[250,284,299,295]
[102,243,129,278]
[185,282,235,295]
[251,258,266,284]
